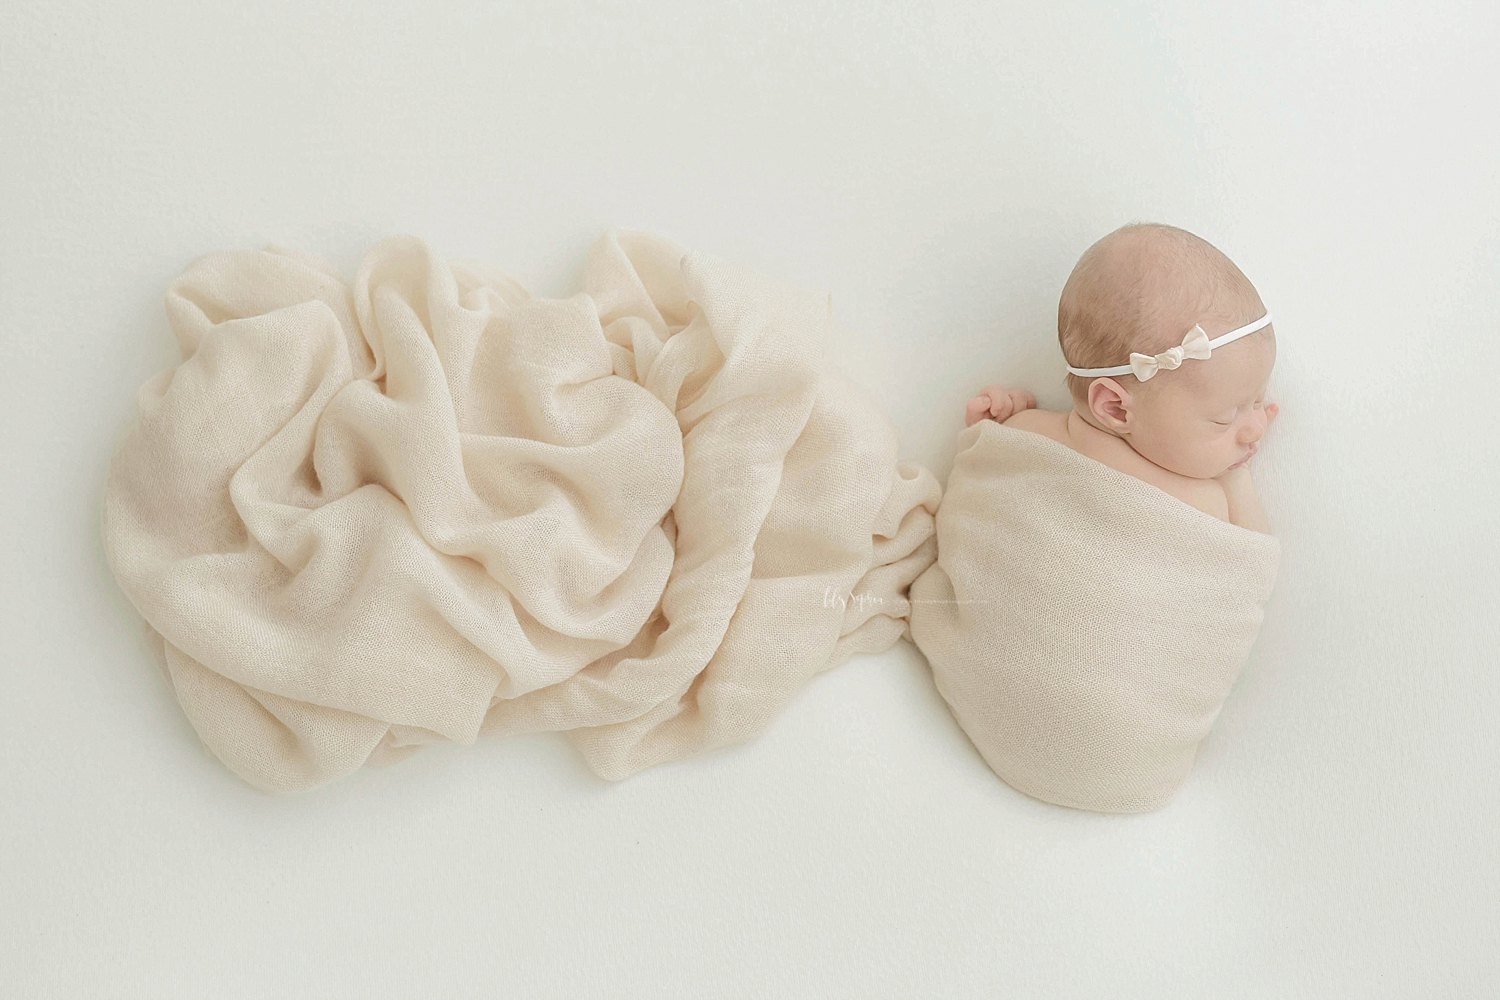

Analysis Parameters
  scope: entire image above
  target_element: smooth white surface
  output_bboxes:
[3,0,1496,995]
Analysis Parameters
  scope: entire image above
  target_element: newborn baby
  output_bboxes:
[964,222,1278,533]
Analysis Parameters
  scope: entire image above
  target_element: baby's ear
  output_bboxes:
[1087,378,1132,430]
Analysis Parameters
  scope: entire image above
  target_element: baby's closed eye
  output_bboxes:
[1213,397,1266,425]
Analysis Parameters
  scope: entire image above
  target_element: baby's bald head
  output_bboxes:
[1059,222,1265,403]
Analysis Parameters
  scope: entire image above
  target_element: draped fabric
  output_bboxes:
[102,231,941,792]
[910,420,1279,813]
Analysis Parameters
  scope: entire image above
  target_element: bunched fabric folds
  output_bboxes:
[909,421,1280,813]
[102,231,941,792]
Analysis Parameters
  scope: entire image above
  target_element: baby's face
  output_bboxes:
[1122,332,1277,479]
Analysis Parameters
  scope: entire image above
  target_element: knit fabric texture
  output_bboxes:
[910,420,1279,813]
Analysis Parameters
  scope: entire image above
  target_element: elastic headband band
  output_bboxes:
[1065,311,1274,382]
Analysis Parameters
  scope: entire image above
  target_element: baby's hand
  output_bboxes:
[1255,401,1280,447]
[965,385,1037,427]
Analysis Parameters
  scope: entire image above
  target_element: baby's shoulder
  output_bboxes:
[1107,452,1231,523]
[1000,406,1068,441]
[1161,473,1231,523]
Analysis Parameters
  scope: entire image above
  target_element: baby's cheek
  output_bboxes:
[1191,435,1232,477]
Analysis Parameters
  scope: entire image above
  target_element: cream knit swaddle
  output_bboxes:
[102,230,941,792]
[909,420,1280,813]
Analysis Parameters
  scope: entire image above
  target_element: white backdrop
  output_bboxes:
[3,1,1497,996]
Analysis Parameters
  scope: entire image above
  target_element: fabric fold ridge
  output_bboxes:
[103,229,941,792]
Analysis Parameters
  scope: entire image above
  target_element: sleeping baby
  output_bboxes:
[908,221,1284,813]
[963,222,1278,534]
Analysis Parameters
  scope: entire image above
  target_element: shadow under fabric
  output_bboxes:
[909,421,1281,814]
[102,231,942,792]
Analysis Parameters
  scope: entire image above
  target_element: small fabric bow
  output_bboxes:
[1129,324,1212,381]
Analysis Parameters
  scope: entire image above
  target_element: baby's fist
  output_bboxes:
[965,385,1036,427]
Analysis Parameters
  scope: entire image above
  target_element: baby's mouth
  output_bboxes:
[1228,444,1258,470]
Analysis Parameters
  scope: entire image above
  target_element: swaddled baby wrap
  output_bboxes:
[909,420,1280,813]
[102,230,941,792]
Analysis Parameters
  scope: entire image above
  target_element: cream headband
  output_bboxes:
[1066,312,1274,382]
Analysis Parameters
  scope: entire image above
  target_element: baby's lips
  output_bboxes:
[1227,445,1257,471]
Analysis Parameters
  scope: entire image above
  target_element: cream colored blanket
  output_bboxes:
[103,231,941,792]
[909,421,1279,813]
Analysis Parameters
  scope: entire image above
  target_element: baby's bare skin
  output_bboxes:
[965,394,1275,531]
[962,224,1279,533]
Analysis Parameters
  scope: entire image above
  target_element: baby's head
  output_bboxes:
[1058,222,1275,479]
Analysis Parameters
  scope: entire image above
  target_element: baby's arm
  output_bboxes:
[1216,466,1270,534]
[1217,402,1279,533]
[965,385,1037,427]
